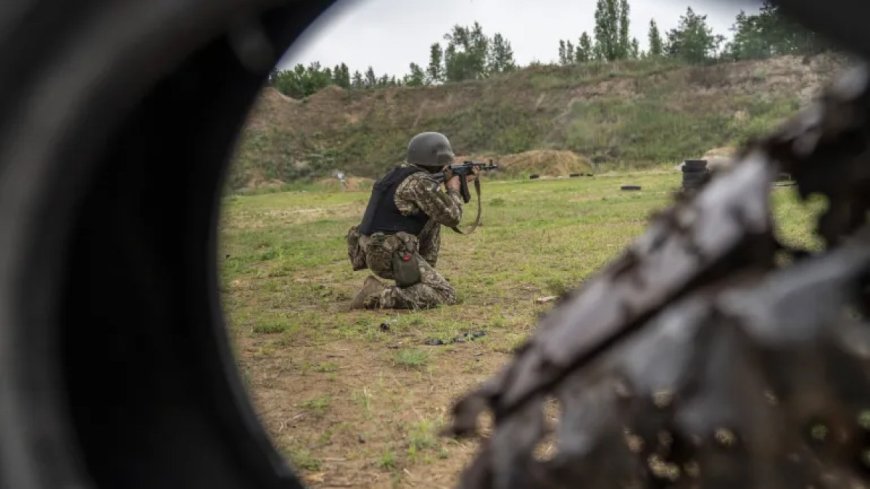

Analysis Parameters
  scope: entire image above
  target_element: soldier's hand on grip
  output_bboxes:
[446,174,462,192]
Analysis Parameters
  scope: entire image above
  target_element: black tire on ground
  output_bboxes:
[682,170,710,190]
[683,159,708,171]
[683,173,709,182]
[530,174,540,179]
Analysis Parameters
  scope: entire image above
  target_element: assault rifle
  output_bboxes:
[430,160,499,235]
[432,160,499,203]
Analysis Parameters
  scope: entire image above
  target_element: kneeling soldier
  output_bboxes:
[346,132,475,309]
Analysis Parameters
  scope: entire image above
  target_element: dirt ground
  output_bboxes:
[235,326,508,488]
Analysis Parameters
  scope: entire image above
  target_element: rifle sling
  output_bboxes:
[450,178,482,235]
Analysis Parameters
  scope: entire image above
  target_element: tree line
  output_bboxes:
[269,21,516,99]
[557,0,823,66]
[270,0,826,99]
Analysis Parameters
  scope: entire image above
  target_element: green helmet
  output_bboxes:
[406,132,455,167]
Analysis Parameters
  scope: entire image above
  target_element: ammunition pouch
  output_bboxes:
[346,225,367,271]
[392,250,421,288]
[390,232,422,287]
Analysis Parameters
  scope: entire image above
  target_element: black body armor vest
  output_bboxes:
[358,166,430,236]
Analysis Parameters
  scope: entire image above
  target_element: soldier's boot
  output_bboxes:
[350,275,385,309]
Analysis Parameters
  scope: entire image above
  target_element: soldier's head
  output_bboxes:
[406,132,454,172]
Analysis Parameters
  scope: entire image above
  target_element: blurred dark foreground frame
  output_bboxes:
[0,1,866,489]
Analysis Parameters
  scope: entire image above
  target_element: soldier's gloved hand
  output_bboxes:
[446,174,462,192]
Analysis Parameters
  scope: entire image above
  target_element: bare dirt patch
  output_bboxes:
[239,167,287,192]
[236,331,509,488]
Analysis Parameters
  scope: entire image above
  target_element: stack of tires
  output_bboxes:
[682,159,709,192]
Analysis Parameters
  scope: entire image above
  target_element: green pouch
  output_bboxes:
[391,250,421,288]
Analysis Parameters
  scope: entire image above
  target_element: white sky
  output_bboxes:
[280,0,763,77]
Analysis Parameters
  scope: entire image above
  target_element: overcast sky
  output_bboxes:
[279,0,763,77]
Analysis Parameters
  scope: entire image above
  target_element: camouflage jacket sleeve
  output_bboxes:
[394,172,463,228]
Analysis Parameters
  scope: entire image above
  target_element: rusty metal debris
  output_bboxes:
[449,63,870,488]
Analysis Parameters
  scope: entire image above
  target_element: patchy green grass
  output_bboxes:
[220,170,821,487]
[253,320,293,334]
[377,449,398,471]
[299,395,331,418]
[288,448,322,472]
[406,419,442,462]
[393,349,430,370]
[311,361,339,373]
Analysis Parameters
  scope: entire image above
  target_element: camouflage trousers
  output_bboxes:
[358,231,456,309]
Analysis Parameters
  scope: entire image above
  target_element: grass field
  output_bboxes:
[219,170,822,488]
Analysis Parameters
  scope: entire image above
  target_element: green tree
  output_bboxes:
[426,43,444,83]
[443,22,489,81]
[559,39,568,65]
[271,64,302,98]
[594,0,620,61]
[726,10,769,60]
[618,0,631,58]
[725,2,823,60]
[306,62,333,92]
[364,66,377,88]
[351,70,363,88]
[576,32,593,63]
[270,62,334,99]
[332,64,341,86]
[648,19,663,57]
[332,63,350,89]
[630,37,640,59]
[665,7,724,64]
[404,62,426,86]
[764,0,823,54]
[487,33,517,73]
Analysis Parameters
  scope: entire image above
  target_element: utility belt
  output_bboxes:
[346,228,422,288]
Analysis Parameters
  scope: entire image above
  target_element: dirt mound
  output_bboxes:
[309,84,347,98]
[260,86,295,104]
[303,85,349,111]
[242,172,286,191]
[245,87,297,131]
[315,176,374,191]
[703,146,737,158]
[493,150,593,176]
[703,146,738,172]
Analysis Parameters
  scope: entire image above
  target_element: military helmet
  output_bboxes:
[406,132,455,167]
